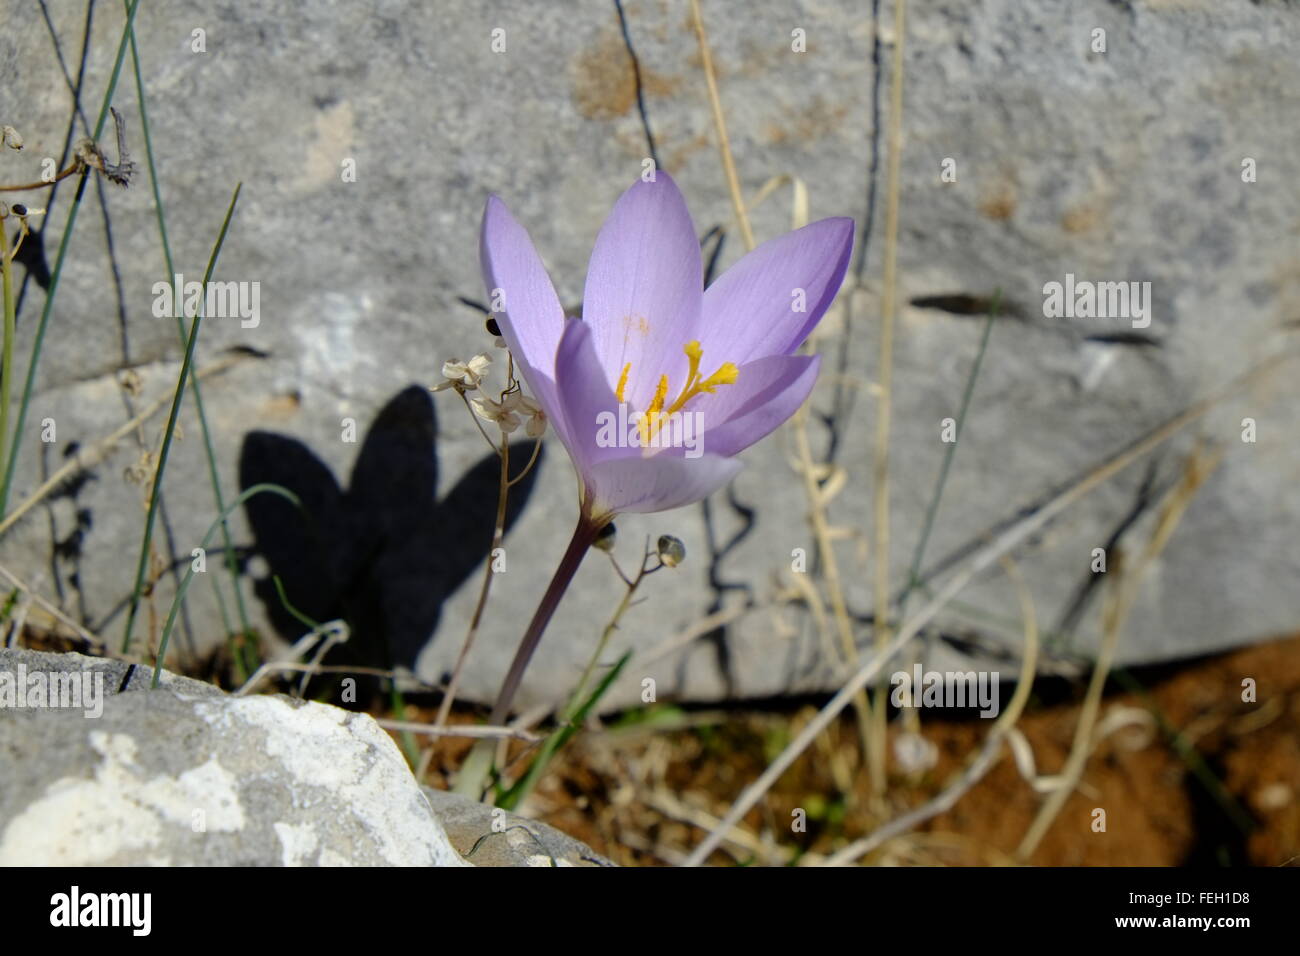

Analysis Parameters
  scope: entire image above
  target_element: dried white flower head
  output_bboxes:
[470,394,522,434]
[516,394,547,438]
[432,353,491,392]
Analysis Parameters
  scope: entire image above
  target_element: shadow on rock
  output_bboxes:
[238,384,543,708]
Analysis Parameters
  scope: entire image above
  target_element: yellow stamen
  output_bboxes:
[682,340,704,387]
[623,341,740,445]
[639,374,671,443]
[615,362,631,403]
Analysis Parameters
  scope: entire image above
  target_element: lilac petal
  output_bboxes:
[581,172,703,410]
[586,453,744,516]
[480,195,568,435]
[552,316,626,476]
[694,354,821,459]
[554,317,745,516]
[698,217,853,365]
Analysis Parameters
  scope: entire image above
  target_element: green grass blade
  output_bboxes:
[897,291,1000,617]
[499,650,632,810]
[0,0,144,517]
[125,5,250,643]
[124,182,241,654]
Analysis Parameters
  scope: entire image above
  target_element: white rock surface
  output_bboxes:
[0,648,469,866]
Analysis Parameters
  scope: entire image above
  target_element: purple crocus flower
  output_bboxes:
[456,174,852,784]
[480,172,853,524]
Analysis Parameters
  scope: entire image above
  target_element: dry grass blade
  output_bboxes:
[376,719,541,743]
[820,554,1038,865]
[0,352,248,537]
[0,561,109,652]
[869,0,909,805]
[688,0,754,251]
[1015,441,1224,860]
[645,789,789,865]
[792,401,873,758]
[436,434,510,728]
[687,0,876,774]
[681,351,1294,866]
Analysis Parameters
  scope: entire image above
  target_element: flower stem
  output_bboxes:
[491,512,603,723]
[0,213,15,493]
[453,511,604,797]
[501,548,655,809]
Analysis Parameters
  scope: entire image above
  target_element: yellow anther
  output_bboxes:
[680,362,738,403]
[622,341,739,445]
[615,362,631,403]
[683,340,704,377]
[639,374,671,443]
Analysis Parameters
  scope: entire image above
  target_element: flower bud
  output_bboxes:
[593,521,617,552]
[656,535,685,568]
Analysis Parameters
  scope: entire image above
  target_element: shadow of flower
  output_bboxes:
[238,384,543,707]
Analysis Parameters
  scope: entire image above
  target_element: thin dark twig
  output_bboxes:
[827,0,886,464]
[855,0,884,280]
[613,0,660,169]
[17,0,95,316]
[701,225,727,288]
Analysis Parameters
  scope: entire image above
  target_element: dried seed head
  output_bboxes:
[73,127,135,187]
[515,393,547,438]
[120,369,144,397]
[123,451,154,486]
[432,354,491,392]
[469,394,521,433]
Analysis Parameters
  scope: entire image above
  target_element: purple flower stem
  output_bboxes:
[486,512,605,727]
[455,510,606,798]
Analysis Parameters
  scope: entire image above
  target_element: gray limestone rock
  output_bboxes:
[422,787,616,867]
[0,647,470,865]
[0,647,610,866]
[0,1,1294,714]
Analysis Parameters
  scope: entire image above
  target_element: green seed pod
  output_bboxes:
[656,534,685,568]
